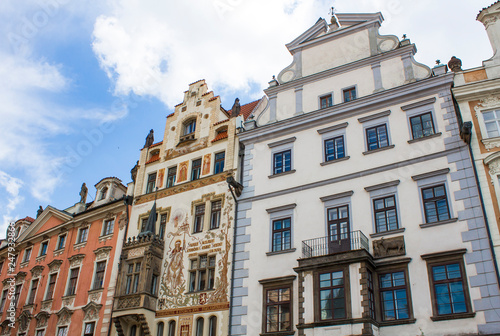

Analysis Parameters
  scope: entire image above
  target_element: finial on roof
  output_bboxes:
[448,56,462,72]
[268,75,279,87]
[231,98,241,118]
[436,60,441,65]
[328,6,340,30]
[402,34,407,39]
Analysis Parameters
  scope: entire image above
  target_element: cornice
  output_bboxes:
[452,78,500,101]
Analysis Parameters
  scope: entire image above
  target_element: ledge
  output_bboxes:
[35,255,46,262]
[268,170,296,179]
[320,190,354,202]
[421,248,467,260]
[430,312,475,322]
[370,228,406,238]
[259,332,295,336]
[411,168,450,181]
[364,180,400,192]
[266,204,296,214]
[268,137,297,148]
[407,132,442,144]
[362,145,395,155]
[401,97,436,111]
[266,248,296,256]
[19,261,29,269]
[358,110,391,123]
[419,217,458,228]
[53,248,64,257]
[320,156,350,166]
[317,122,349,134]
[88,288,104,294]
[259,275,296,284]
[378,318,416,327]
[73,241,87,250]
[98,233,113,243]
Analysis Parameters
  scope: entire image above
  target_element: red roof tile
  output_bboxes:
[202,91,213,97]
[213,119,229,126]
[209,96,220,102]
[174,102,183,107]
[145,154,160,164]
[211,131,228,143]
[18,216,35,223]
[226,99,261,120]
[189,79,205,86]
[166,113,175,118]
[149,141,163,148]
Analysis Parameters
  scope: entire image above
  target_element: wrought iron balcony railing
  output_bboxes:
[302,230,369,259]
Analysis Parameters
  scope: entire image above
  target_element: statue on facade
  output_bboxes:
[448,56,462,72]
[79,183,88,204]
[144,129,154,148]
[130,160,139,183]
[36,206,43,218]
[230,98,241,118]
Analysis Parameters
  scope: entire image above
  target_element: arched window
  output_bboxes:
[98,187,108,201]
[184,119,196,135]
[209,316,217,336]
[130,325,137,336]
[157,322,164,336]
[168,321,176,336]
[195,317,204,336]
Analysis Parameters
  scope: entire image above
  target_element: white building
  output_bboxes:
[231,13,500,336]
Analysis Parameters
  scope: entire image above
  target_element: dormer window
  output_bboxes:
[98,187,108,201]
[184,119,196,135]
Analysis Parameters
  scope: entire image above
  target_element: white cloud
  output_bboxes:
[0,171,24,236]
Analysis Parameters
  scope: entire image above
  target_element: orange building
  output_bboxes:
[0,177,131,336]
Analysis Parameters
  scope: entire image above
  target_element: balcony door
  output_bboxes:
[327,205,350,254]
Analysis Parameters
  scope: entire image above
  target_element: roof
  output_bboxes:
[211,130,228,143]
[166,112,175,118]
[188,79,205,86]
[149,141,163,148]
[17,216,35,224]
[94,176,123,187]
[145,153,160,164]
[213,119,229,126]
[477,1,500,19]
[226,99,261,120]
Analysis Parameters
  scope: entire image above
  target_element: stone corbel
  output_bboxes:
[484,152,500,175]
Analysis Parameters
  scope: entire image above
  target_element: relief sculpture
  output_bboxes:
[373,236,405,259]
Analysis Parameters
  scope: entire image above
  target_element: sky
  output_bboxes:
[0,0,496,238]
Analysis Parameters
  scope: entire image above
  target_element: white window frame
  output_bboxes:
[317,122,348,164]
[364,181,403,237]
[82,320,97,336]
[266,204,296,255]
[39,240,49,257]
[341,84,358,103]
[318,92,334,109]
[44,271,59,300]
[90,260,107,290]
[101,218,115,237]
[77,227,89,244]
[25,277,40,305]
[320,190,353,238]
[65,267,81,296]
[401,99,439,141]
[268,137,296,177]
[358,111,392,152]
[56,234,66,250]
[23,247,32,263]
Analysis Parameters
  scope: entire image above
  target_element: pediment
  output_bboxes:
[285,18,328,52]
[17,206,72,242]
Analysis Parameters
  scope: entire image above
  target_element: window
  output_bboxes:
[410,112,435,139]
[166,166,177,188]
[379,271,410,321]
[93,261,106,289]
[366,124,389,150]
[168,321,176,336]
[343,87,356,102]
[430,262,469,316]
[0,289,7,312]
[193,204,205,233]
[67,268,79,296]
[98,187,107,201]
[102,219,114,236]
[57,326,68,336]
[151,274,158,295]
[27,279,39,304]
[367,270,376,320]
[13,284,22,307]
[214,152,225,174]
[265,287,291,332]
[210,201,222,230]
[126,262,141,294]
[195,318,204,336]
[36,330,44,336]
[23,248,32,262]
[422,185,450,223]
[374,196,398,233]
[273,150,291,175]
[191,159,202,181]
[39,241,48,256]
[483,109,500,138]
[57,234,66,250]
[272,218,291,252]
[320,94,333,109]
[319,270,345,320]
[0,260,3,274]
[140,218,148,233]
[189,255,216,292]
[146,172,157,193]
[209,316,217,336]
[324,136,345,162]
[46,273,57,299]
[159,214,167,239]
[83,322,95,336]
[77,227,89,244]
[184,119,196,135]
[157,322,164,336]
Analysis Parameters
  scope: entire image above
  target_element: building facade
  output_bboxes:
[451,2,500,270]
[110,80,262,336]
[232,13,500,336]
[0,177,129,336]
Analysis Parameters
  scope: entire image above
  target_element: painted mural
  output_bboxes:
[157,168,165,189]
[157,194,233,314]
[178,161,189,183]
[202,154,211,176]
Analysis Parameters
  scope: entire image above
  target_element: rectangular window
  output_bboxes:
[146,172,157,193]
[374,195,398,233]
[320,94,333,109]
[367,270,376,320]
[93,261,106,289]
[39,241,48,256]
[126,263,141,294]
[159,214,167,239]
[66,268,79,296]
[422,185,450,223]
[324,136,345,162]
[319,270,345,320]
[0,261,3,274]
[193,204,205,233]
[210,201,222,230]
[343,87,356,102]
[36,330,44,336]
[57,234,66,250]
[46,273,57,300]
[430,262,468,316]
[13,284,22,307]
[273,150,292,175]
[366,124,389,151]
[0,289,7,312]
[379,271,410,321]
[23,248,32,262]
[191,159,202,181]
[102,219,114,236]
[57,326,68,336]
[151,274,158,295]
[83,322,95,336]
[189,255,216,292]
[272,218,291,252]
[166,166,177,188]
[265,287,292,332]
[410,112,435,139]
[140,218,148,233]
[77,227,89,244]
[214,152,225,174]
[483,109,500,138]
[27,279,39,304]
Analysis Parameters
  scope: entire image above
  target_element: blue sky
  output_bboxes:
[0,0,495,237]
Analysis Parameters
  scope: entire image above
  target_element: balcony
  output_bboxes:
[301,230,369,259]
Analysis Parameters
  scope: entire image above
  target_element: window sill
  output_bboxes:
[362,145,395,155]
[266,248,296,256]
[260,331,295,336]
[62,294,76,300]
[268,170,296,179]
[378,318,416,327]
[53,248,64,257]
[73,241,87,250]
[88,288,104,294]
[408,132,442,144]
[320,156,350,166]
[35,255,46,262]
[370,228,406,238]
[19,261,29,269]
[420,217,458,229]
[99,233,113,243]
[430,312,475,321]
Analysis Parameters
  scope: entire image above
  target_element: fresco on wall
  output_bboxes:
[157,168,165,189]
[165,138,209,160]
[178,161,189,183]
[202,154,211,176]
